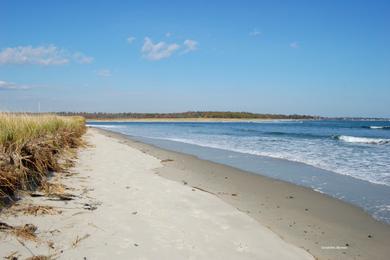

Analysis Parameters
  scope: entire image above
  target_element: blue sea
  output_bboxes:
[88,120,390,224]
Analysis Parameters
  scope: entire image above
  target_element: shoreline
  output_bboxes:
[128,133,390,225]
[86,118,309,123]
[95,127,390,259]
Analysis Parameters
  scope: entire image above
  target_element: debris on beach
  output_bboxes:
[37,181,77,201]
[0,221,14,230]
[29,192,45,197]
[14,223,38,241]
[161,159,174,163]
[0,221,38,241]
[41,181,66,196]
[191,186,216,195]
[25,255,52,260]
[6,204,62,216]
[72,234,90,248]
[47,240,55,249]
[4,251,21,260]
[46,194,75,201]
[83,203,98,211]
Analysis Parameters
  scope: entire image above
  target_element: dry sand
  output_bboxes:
[0,128,313,259]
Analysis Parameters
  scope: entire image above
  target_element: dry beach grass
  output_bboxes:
[0,113,85,203]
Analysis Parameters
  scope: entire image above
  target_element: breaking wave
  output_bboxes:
[335,135,390,144]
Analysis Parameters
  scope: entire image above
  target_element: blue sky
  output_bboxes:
[0,0,389,117]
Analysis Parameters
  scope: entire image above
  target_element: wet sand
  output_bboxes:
[96,128,390,259]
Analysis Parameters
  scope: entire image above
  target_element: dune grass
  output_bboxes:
[0,113,86,203]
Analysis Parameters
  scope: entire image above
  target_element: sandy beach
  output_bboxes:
[96,128,390,259]
[0,128,313,259]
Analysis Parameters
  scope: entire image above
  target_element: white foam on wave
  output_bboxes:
[248,119,303,124]
[153,135,390,186]
[372,205,390,224]
[370,126,390,129]
[336,135,390,145]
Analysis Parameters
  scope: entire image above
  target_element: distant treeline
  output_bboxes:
[55,111,319,120]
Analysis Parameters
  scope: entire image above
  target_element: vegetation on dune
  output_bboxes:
[57,111,319,120]
[0,114,85,204]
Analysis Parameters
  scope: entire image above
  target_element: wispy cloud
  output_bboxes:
[249,29,261,37]
[0,80,31,90]
[290,41,299,49]
[73,52,94,64]
[127,36,136,44]
[140,37,198,61]
[183,39,198,53]
[97,69,112,77]
[165,32,172,37]
[141,37,180,61]
[0,45,93,65]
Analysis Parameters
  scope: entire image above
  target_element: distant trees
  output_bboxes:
[55,111,319,120]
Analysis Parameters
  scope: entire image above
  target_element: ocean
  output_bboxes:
[88,120,390,224]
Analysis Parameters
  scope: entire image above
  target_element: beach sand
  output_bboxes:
[0,128,313,259]
[96,128,390,260]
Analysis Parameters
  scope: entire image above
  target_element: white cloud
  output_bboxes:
[0,80,30,90]
[0,45,68,65]
[141,37,180,61]
[165,32,172,37]
[183,39,198,53]
[127,36,136,44]
[73,52,93,64]
[97,69,111,77]
[290,41,299,48]
[0,45,93,65]
[249,29,261,37]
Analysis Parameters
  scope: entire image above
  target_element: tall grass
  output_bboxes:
[0,114,86,203]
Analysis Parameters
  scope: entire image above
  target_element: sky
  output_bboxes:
[0,0,389,117]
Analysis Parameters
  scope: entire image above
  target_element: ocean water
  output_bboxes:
[88,120,390,223]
